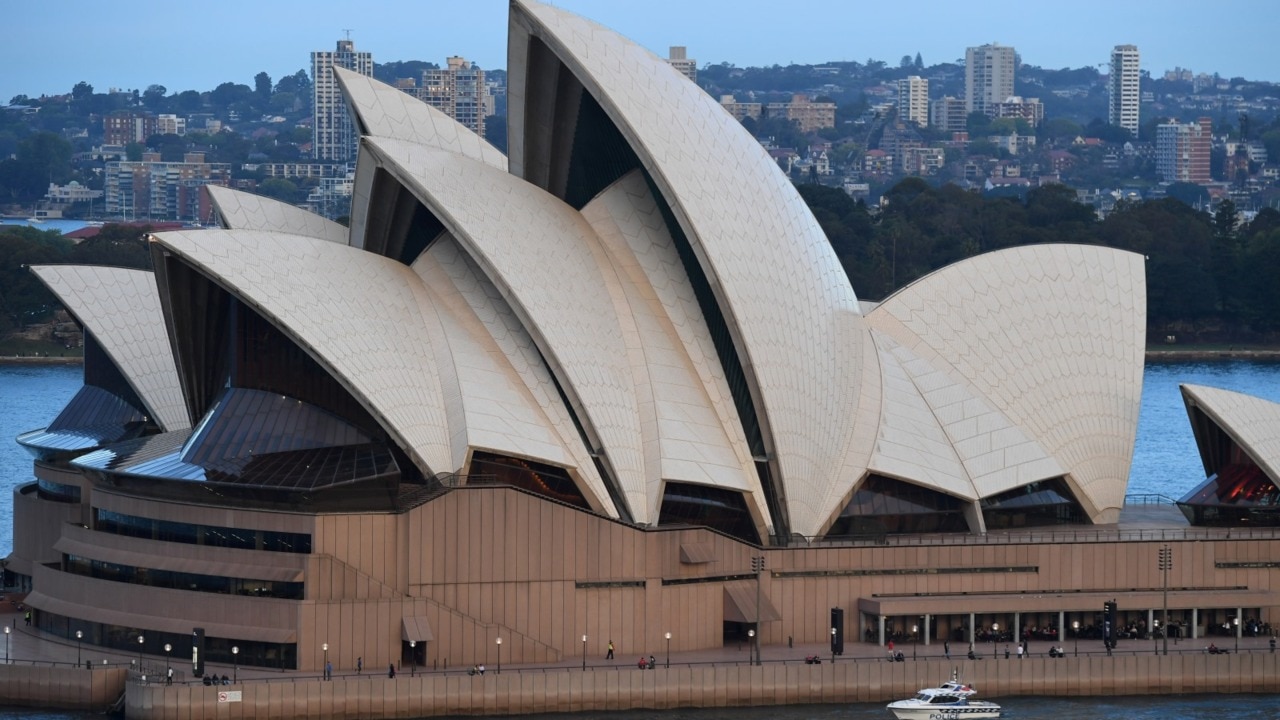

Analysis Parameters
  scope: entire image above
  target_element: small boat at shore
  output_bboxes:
[886,671,1001,719]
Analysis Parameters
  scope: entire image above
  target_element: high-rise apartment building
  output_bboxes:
[417,56,487,137]
[1109,45,1141,137]
[1156,117,1212,184]
[666,46,697,83]
[897,76,929,127]
[312,39,373,162]
[965,43,1016,116]
[930,96,968,133]
[103,111,157,145]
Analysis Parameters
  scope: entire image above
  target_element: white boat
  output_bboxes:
[887,672,1001,719]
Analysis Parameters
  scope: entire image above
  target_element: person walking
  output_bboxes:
[388,663,396,678]
[357,656,363,674]
[944,640,950,659]
[324,660,333,680]
[166,667,173,685]
[606,640,614,660]
[1017,643,1024,660]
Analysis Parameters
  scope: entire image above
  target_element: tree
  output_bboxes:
[143,84,167,110]
[914,53,923,70]
[899,55,914,69]
[175,90,203,113]
[71,81,94,100]
[209,82,252,110]
[254,72,273,105]
[1212,199,1241,314]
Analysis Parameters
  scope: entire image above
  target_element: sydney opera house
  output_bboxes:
[7,0,1279,675]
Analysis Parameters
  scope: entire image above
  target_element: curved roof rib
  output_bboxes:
[360,138,650,522]
[509,0,869,538]
[30,265,189,432]
[205,185,348,245]
[411,236,617,516]
[150,229,454,478]
[1181,384,1280,486]
[866,244,1146,522]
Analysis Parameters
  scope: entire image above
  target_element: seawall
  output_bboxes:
[123,654,1280,719]
[0,664,126,711]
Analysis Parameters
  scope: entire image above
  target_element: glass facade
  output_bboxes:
[826,474,969,538]
[63,554,303,599]
[468,451,589,509]
[658,481,760,544]
[36,610,296,670]
[95,509,312,553]
[36,478,81,503]
[980,477,1085,529]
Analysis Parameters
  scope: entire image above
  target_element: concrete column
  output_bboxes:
[1148,609,1155,638]
[1058,611,1065,644]
[879,616,886,646]
[1238,607,1244,639]
[1192,608,1199,640]
[967,613,975,645]
[924,614,931,646]
[1014,612,1020,641]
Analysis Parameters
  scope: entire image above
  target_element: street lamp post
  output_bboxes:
[78,631,84,667]
[164,643,171,682]
[1159,545,1173,656]
[409,640,416,677]
[1153,620,1159,655]
[581,635,587,671]
[495,637,502,675]
[830,627,836,664]
[231,646,238,684]
[4,626,9,664]
[992,623,999,656]
[748,629,755,665]
[665,632,671,668]
[137,635,145,670]
[322,643,329,681]
[912,624,919,660]
[1234,617,1240,653]
[751,555,765,667]
[1072,621,1079,657]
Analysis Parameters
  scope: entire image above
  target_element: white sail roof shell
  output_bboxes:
[30,265,189,432]
[864,244,1146,522]
[509,0,869,537]
[205,185,349,245]
[1181,384,1280,486]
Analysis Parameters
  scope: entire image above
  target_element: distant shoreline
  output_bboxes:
[0,356,82,365]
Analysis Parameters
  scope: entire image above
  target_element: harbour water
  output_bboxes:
[0,219,91,235]
[0,360,1278,719]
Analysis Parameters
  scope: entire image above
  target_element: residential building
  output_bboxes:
[103,151,231,221]
[901,146,946,175]
[766,93,836,133]
[897,76,929,127]
[965,43,1016,116]
[988,132,1037,155]
[311,38,373,161]
[103,111,157,145]
[44,181,103,204]
[931,96,968,133]
[666,46,697,84]
[414,56,488,137]
[993,96,1044,128]
[719,95,763,122]
[156,114,186,137]
[1156,117,1212,184]
[1109,45,1141,136]
[242,163,352,179]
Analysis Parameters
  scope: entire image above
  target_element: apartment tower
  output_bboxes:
[419,57,488,137]
[1109,44,1141,137]
[897,76,929,127]
[311,38,373,162]
[667,46,697,83]
[965,43,1016,116]
[1156,117,1212,184]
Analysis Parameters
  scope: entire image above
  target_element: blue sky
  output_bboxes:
[6,0,1276,103]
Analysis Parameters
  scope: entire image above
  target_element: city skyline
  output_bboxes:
[6,0,1277,104]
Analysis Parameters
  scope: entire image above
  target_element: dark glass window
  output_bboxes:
[35,610,295,670]
[826,475,969,538]
[1178,445,1280,526]
[658,481,760,544]
[63,554,303,599]
[980,477,1085,529]
[468,451,589,509]
[36,479,81,503]
[95,509,312,553]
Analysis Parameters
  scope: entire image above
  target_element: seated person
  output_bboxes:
[638,657,648,669]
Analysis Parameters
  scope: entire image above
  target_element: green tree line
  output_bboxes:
[800,179,1280,342]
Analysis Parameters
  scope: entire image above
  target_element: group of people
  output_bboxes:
[467,664,486,675]
[200,674,232,685]
[637,655,657,669]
